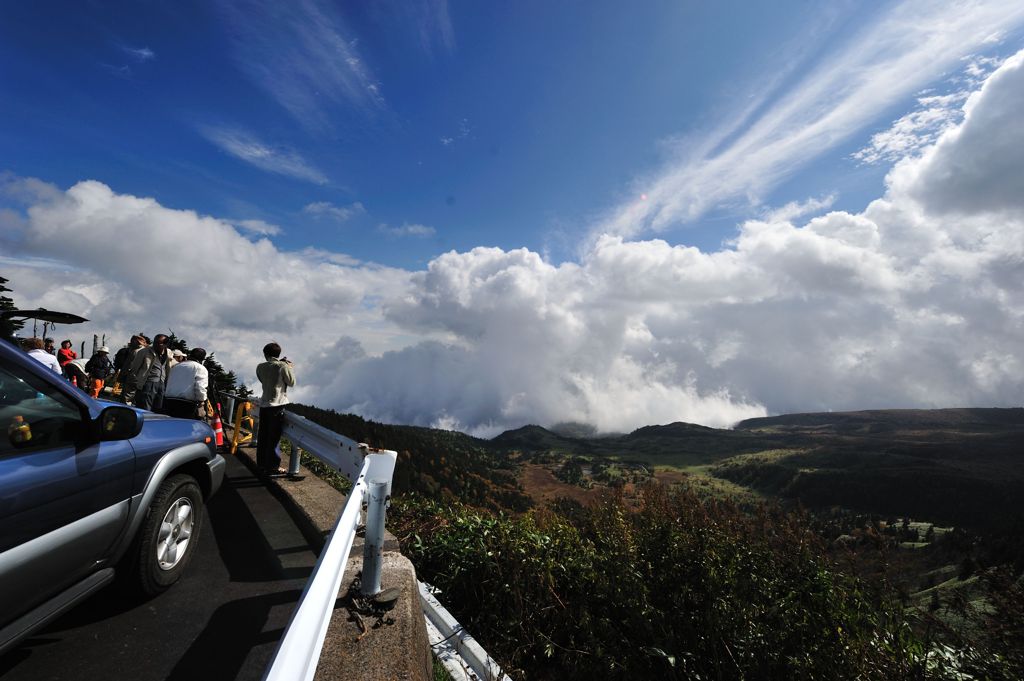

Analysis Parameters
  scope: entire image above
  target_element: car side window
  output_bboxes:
[0,362,86,456]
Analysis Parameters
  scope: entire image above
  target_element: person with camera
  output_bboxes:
[255,342,295,476]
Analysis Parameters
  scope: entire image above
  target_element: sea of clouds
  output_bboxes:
[2,50,1023,436]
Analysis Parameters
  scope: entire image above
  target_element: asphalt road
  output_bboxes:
[0,454,319,681]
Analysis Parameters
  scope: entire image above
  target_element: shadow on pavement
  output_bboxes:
[166,588,303,681]
[209,472,312,583]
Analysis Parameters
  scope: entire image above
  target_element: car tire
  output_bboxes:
[129,474,204,597]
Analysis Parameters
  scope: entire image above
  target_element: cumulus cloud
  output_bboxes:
[4,47,1024,436]
[304,50,1024,433]
[201,126,328,184]
[891,49,1024,217]
[0,178,412,400]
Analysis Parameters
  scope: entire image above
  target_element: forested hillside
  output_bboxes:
[286,403,531,511]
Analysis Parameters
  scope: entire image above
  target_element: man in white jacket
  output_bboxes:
[255,341,295,475]
[164,348,209,419]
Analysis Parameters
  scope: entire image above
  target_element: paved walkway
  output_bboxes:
[0,454,318,681]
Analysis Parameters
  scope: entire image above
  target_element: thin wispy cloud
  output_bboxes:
[201,126,328,184]
[373,0,455,56]
[440,117,471,146]
[378,222,436,237]
[303,201,365,222]
[214,0,385,131]
[763,194,836,223]
[121,45,155,62]
[100,63,133,79]
[854,54,1006,165]
[597,0,1024,239]
[417,0,455,54]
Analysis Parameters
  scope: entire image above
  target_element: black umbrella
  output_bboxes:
[1,308,89,324]
[2,308,90,340]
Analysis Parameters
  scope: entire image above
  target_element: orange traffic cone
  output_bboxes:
[212,405,225,447]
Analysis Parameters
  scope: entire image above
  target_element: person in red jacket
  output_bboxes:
[57,339,77,368]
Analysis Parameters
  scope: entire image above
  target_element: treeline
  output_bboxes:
[285,403,532,511]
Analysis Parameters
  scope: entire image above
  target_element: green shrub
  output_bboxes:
[392,484,927,680]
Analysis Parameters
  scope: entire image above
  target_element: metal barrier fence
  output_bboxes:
[215,391,510,681]
[264,410,396,681]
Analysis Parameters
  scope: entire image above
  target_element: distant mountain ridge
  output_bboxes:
[736,407,1024,431]
[490,408,1024,528]
[288,404,1023,528]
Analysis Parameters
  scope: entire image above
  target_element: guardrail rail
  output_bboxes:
[215,392,511,681]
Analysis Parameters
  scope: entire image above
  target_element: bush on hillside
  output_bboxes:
[392,484,928,680]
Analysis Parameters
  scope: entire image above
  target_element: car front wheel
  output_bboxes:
[131,474,204,596]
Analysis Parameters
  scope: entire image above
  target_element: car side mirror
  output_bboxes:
[97,406,143,441]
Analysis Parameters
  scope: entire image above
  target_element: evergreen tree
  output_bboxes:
[0,275,24,340]
[164,332,189,353]
[203,353,238,396]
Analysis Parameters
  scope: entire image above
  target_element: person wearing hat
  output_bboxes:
[85,346,115,398]
[57,339,77,368]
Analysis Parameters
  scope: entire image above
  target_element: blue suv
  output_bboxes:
[0,339,225,655]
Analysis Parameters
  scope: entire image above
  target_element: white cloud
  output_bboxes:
[201,126,328,184]
[378,222,436,238]
[891,49,1024,217]
[311,51,1024,431]
[303,201,365,222]
[597,0,1024,239]
[5,48,1024,436]
[0,178,412,400]
[214,0,385,131]
[853,54,1006,165]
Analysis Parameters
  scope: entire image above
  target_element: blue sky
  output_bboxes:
[1,1,926,267]
[3,1,1024,433]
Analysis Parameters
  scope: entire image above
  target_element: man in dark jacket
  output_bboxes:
[114,334,146,403]
[128,334,176,411]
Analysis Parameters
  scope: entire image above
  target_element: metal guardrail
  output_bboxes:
[420,582,513,681]
[216,391,511,681]
[260,411,397,681]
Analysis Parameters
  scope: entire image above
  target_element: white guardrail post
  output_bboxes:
[259,410,510,681]
[361,479,389,596]
[262,413,397,681]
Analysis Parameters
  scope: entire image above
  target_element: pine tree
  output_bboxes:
[0,275,24,340]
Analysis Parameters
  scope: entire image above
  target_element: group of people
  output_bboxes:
[20,333,297,476]
[21,333,213,419]
[113,333,212,419]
